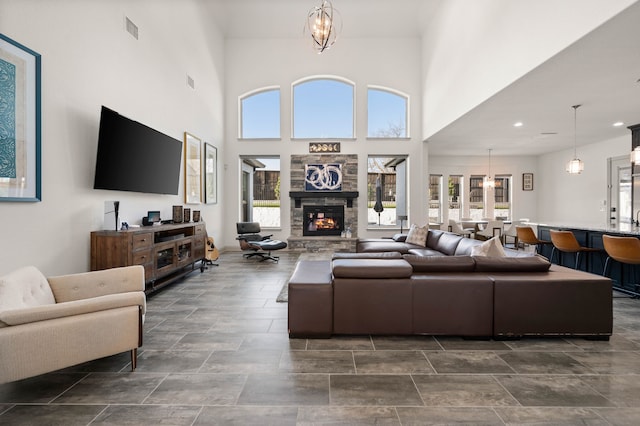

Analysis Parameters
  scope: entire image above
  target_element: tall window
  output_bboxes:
[239,87,280,139]
[240,156,281,227]
[494,174,512,220]
[292,77,355,138]
[447,175,463,221]
[428,175,442,224]
[367,87,409,138]
[367,156,407,227]
[469,175,485,220]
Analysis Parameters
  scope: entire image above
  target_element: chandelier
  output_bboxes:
[305,0,342,54]
[566,104,585,174]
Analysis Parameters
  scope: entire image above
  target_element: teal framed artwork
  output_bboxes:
[0,34,41,202]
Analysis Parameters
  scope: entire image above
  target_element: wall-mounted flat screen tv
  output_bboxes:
[94,106,182,195]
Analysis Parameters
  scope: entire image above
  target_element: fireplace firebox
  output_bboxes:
[303,205,344,236]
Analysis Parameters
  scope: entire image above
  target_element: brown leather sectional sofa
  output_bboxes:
[287,230,613,339]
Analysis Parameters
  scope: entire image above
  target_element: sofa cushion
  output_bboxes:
[392,233,407,242]
[0,266,56,312]
[405,224,428,247]
[404,255,476,272]
[470,236,506,257]
[433,232,464,256]
[333,252,403,260]
[454,237,483,256]
[332,259,413,279]
[426,229,444,250]
[407,248,447,257]
[473,256,551,272]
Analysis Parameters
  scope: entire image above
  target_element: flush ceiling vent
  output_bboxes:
[125,17,139,40]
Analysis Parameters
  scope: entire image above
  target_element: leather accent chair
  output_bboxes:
[516,226,552,253]
[236,222,287,262]
[550,230,602,269]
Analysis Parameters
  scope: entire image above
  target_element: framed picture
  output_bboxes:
[522,173,534,191]
[184,132,202,204]
[204,142,217,204]
[0,34,41,202]
[305,163,342,191]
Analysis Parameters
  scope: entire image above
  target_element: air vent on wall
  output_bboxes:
[125,17,139,40]
[187,75,195,89]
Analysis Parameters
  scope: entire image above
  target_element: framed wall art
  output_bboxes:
[0,34,41,202]
[204,142,217,204]
[522,173,534,191]
[305,163,343,191]
[184,132,202,204]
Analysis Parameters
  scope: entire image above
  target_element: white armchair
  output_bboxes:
[0,265,146,384]
[475,220,505,242]
[448,219,474,238]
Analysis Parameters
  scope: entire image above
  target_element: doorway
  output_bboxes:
[608,155,632,226]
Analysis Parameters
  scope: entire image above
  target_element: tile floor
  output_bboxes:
[1,251,640,425]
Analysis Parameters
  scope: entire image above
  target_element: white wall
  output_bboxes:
[428,155,538,222]
[223,37,426,246]
[536,135,629,226]
[421,0,636,139]
[0,0,225,275]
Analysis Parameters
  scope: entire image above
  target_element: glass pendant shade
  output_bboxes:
[566,158,584,174]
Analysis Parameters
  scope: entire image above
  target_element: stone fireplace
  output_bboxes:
[288,154,358,251]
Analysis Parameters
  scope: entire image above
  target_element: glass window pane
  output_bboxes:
[293,79,354,138]
[494,174,511,220]
[243,157,281,227]
[368,88,408,138]
[447,175,462,221]
[367,156,407,227]
[469,175,485,220]
[429,175,442,224]
[241,89,280,139]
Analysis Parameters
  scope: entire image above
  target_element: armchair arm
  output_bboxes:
[0,292,146,327]
[47,265,144,303]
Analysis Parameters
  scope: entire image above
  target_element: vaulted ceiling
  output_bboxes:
[206,0,640,156]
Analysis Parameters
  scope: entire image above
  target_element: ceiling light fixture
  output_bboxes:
[305,0,342,54]
[613,121,625,127]
[513,122,523,127]
[566,104,584,174]
[484,149,495,188]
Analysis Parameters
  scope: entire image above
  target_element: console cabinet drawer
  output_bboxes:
[133,232,153,251]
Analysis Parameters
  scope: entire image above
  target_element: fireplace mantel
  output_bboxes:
[289,191,359,208]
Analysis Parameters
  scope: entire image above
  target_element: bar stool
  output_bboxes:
[602,235,640,292]
[516,226,552,253]
[549,230,602,269]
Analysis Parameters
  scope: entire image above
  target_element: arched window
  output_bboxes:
[239,87,280,139]
[367,86,409,138]
[292,77,355,139]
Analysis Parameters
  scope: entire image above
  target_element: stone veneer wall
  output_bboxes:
[290,154,358,243]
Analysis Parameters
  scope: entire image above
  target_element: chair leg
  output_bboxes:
[550,247,557,264]
[131,348,137,371]
[603,256,612,277]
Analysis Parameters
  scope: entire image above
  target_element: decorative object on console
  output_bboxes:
[405,224,428,247]
[172,205,183,223]
[566,104,585,174]
[183,208,191,223]
[0,34,41,202]
[184,132,202,204]
[103,200,120,231]
[193,210,200,222]
[304,0,342,54]
[305,163,342,191]
[204,143,217,204]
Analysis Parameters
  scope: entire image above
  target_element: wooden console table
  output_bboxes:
[91,222,206,294]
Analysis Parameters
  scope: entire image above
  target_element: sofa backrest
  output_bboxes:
[454,237,483,255]
[426,230,444,250]
[403,255,476,272]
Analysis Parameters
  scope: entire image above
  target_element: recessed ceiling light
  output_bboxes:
[513,122,523,127]
[613,121,625,127]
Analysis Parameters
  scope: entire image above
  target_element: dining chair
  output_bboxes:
[448,219,474,238]
[475,220,504,242]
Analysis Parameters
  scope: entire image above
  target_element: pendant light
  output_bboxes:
[484,149,495,188]
[305,0,342,54]
[566,104,584,174]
